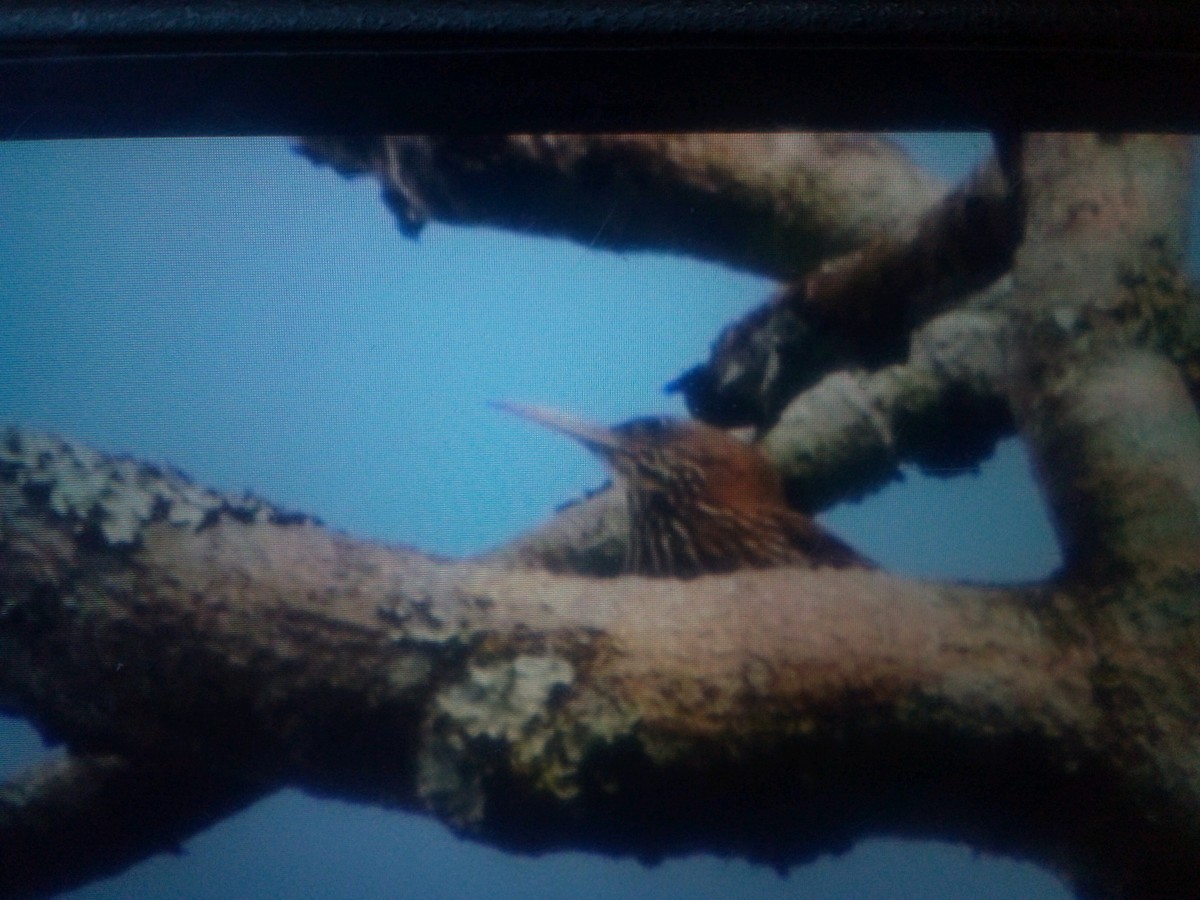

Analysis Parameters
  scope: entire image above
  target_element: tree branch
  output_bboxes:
[3,132,1199,900]
[1,426,1198,898]
[665,150,1025,433]
[1004,133,1200,580]
[0,753,267,899]
[761,302,1015,509]
[792,140,1024,357]
[297,134,946,278]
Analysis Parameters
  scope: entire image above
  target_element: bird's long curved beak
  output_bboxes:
[491,401,622,454]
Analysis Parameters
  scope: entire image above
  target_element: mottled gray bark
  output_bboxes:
[2,133,1199,899]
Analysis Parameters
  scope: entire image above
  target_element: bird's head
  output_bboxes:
[492,401,784,507]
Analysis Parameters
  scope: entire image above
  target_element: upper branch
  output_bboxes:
[298,133,946,278]
[668,145,1023,431]
[299,132,1032,510]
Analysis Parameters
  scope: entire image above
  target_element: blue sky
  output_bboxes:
[0,135,1075,898]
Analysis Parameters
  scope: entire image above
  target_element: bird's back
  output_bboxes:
[618,421,872,577]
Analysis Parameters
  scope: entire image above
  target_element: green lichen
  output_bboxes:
[383,650,434,693]
[1,427,314,547]
[416,639,642,829]
[436,654,575,743]
[418,652,581,825]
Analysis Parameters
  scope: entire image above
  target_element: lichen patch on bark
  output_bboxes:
[1,427,316,548]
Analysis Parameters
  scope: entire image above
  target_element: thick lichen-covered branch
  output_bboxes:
[1,428,1198,899]
[1006,134,1200,580]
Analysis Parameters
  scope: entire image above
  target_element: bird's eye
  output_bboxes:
[615,417,666,442]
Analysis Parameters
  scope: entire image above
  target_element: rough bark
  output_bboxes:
[297,133,947,279]
[665,145,1026,433]
[2,132,1199,899]
[0,424,1197,898]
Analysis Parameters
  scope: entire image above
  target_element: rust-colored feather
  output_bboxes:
[497,402,872,578]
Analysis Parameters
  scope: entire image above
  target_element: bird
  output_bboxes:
[494,401,871,578]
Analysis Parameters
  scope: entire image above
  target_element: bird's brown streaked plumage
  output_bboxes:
[494,401,872,578]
